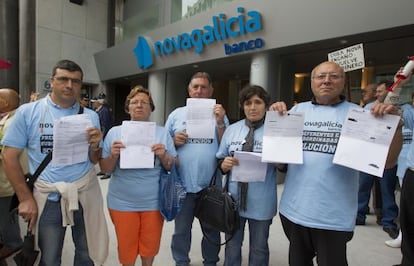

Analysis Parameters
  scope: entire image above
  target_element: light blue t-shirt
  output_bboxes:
[279,101,360,232]
[103,124,177,211]
[216,119,277,220]
[397,103,414,178]
[2,96,100,183]
[165,105,229,193]
[403,103,414,173]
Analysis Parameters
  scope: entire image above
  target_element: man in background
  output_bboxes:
[357,80,400,240]
[91,93,113,179]
[0,88,24,262]
[360,83,383,224]
[361,83,377,106]
[91,93,113,138]
[80,93,90,108]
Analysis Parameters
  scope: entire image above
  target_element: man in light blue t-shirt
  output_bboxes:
[1,60,108,266]
[166,72,228,266]
[270,61,403,266]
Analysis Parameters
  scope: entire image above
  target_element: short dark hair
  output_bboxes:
[124,85,155,112]
[239,84,270,108]
[52,60,83,80]
[377,79,393,89]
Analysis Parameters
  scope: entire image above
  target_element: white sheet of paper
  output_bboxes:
[52,114,92,167]
[186,98,216,139]
[120,121,156,169]
[333,108,400,177]
[261,111,304,164]
[232,151,267,182]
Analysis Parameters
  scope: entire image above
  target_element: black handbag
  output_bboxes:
[194,167,240,240]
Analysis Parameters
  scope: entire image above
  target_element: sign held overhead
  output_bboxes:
[328,43,365,72]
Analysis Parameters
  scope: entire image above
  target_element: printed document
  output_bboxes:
[186,98,216,139]
[333,108,400,177]
[262,111,304,164]
[232,151,267,182]
[52,114,92,167]
[120,121,156,169]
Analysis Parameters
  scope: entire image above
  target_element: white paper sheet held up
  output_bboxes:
[52,114,92,167]
[261,111,304,164]
[120,121,156,169]
[232,151,267,182]
[333,108,400,177]
[186,98,216,139]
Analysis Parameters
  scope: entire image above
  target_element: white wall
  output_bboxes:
[36,0,108,92]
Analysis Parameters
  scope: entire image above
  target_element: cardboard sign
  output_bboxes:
[328,43,365,72]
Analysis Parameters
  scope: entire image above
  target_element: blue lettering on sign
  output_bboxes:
[224,38,265,55]
[133,7,263,70]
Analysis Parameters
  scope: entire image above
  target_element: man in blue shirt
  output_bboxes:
[1,60,108,266]
[166,72,228,266]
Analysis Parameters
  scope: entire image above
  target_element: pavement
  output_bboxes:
[3,173,403,266]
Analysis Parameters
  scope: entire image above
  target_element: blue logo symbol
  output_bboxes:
[133,36,153,70]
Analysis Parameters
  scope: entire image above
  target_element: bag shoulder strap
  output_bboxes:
[209,165,231,193]
[31,152,52,180]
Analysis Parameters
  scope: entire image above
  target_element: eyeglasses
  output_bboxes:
[130,100,150,106]
[53,76,82,86]
[312,73,343,81]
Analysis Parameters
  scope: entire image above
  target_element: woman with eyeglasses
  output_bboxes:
[99,85,177,266]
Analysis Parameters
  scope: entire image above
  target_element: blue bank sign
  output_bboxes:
[133,7,264,70]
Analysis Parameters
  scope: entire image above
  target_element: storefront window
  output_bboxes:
[171,0,239,23]
[122,4,160,40]
[121,0,239,41]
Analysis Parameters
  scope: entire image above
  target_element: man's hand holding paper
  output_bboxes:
[333,107,400,177]
[52,114,93,167]
[261,111,304,164]
[186,98,216,139]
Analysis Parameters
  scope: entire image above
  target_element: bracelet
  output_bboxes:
[217,123,226,129]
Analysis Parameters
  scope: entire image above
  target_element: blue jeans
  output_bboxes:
[171,193,221,266]
[357,166,398,228]
[224,217,272,266]
[38,200,93,266]
[0,196,22,249]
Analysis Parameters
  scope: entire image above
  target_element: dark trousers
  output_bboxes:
[373,178,382,218]
[400,168,414,266]
[280,214,353,266]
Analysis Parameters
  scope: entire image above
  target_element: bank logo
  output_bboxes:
[133,7,263,70]
[133,36,153,70]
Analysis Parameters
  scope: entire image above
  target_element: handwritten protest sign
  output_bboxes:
[328,43,365,72]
